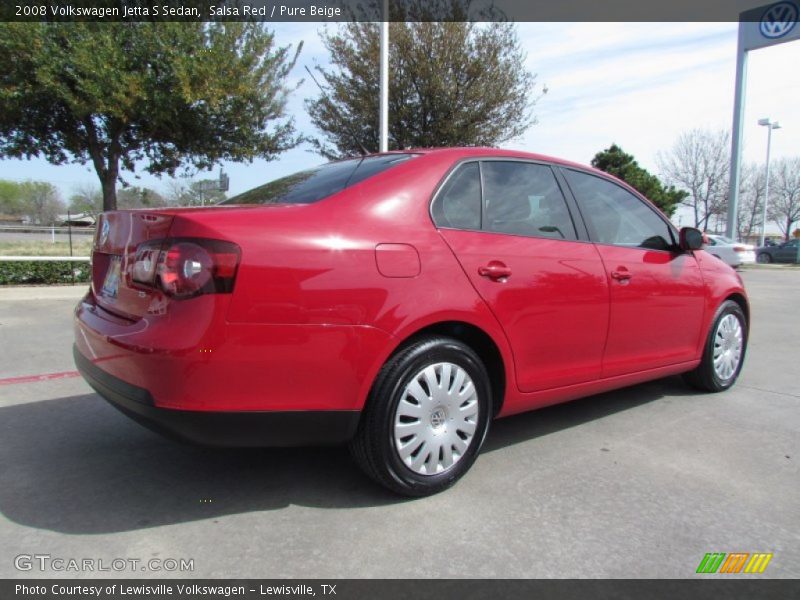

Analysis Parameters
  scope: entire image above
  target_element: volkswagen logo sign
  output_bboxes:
[98,218,110,246]
[760,1,798,39]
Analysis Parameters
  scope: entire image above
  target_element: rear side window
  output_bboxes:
[482,162,577,241]
[222,154,416,205]
[431,162,482,230]
[563,169,676,251]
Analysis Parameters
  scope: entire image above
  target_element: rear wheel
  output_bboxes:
[350,336,492,496]
[757,252,772,264]
[683,300,747,392]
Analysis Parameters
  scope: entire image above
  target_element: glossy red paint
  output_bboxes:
[74,147,748,435]
[593,244,706,378]
[439,229,609,392]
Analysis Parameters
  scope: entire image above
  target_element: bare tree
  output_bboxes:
[736,163,766,241]
[68,182,103,215]
[163,177,226,206]
[768,157,800,241]
[658,129,730,231]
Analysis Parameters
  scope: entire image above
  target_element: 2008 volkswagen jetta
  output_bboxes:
[74,148,748,496]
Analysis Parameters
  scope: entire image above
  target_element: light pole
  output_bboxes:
[379,0,389,153]
[757,118,781,247]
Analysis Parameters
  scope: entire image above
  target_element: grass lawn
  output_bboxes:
[0,239,94,256]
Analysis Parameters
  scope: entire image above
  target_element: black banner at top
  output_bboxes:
[1,0,796,22]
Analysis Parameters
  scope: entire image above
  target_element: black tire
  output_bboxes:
[350,335,492,497]
[757,252,772,264]
[683,300,748,392]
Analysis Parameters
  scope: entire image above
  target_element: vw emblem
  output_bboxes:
[760,1,798,39]
[430,407,447,429]
[98,218,110,246]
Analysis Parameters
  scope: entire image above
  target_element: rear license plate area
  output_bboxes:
[101,256,122,299]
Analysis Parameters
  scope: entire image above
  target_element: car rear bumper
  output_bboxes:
[73,292,391,412]
[74,345,360,447]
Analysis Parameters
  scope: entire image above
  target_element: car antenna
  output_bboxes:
[305,65,370,157]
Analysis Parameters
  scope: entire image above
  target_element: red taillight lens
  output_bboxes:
[132,238,240,299]
[733,245,746,253]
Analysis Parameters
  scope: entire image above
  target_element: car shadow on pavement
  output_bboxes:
[483,375,698,453]
[0,376,700,534]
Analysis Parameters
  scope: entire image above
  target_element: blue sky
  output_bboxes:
[1,22,798,213]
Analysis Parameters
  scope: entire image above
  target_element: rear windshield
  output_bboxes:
[220,154,417,205]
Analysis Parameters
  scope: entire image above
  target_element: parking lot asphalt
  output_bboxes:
[0,269,798,579]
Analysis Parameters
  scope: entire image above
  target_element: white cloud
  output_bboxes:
[512,22,799,174]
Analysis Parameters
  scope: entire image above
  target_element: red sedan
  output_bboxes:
[74,148,749,496]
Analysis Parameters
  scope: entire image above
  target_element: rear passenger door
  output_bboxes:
[561,168,705,378]
[433,160,609,393]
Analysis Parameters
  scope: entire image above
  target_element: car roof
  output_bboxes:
[373,147,607,176]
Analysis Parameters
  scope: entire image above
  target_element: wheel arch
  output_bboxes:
[726,292,750,329]
[364,320,509,417]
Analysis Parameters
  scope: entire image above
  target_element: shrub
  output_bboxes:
[0,260,90,285]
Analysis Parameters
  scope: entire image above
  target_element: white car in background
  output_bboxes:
[705,234,756,268]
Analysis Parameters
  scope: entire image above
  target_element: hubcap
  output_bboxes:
[713,314,743,381]
[393,362,479,476]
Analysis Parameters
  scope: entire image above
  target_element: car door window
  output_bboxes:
[431,162,481,230]
[482,162,577,241]
[563,169,676,251]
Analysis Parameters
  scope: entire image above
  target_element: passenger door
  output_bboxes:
[561,168,706,378]
[432,160,609,392]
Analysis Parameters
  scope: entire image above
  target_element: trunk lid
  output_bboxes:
[92,210,176,319]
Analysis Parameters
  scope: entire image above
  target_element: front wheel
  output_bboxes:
[683,300,747,392]
[757,252,772,264]
[350,336,492,496]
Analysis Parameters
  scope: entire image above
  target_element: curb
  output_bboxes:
[0,284,89,301]
[739,264,800,271]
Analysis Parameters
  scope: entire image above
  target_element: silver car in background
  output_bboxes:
[705,234,756,268]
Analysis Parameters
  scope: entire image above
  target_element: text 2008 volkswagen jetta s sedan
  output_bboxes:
[74,148,748,496]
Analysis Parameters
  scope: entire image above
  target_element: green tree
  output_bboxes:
[0,22,302,211]
[591,144,686,217]
[117,186,168,210]
[165,178,227,206]
[306,3,544,158]
[0,180,24,217]
[0,179,66,222]
[19,181,65,225]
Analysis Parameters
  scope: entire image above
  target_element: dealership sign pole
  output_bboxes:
[726,1,799,239]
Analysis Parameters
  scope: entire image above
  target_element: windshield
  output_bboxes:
[221,154,417,205]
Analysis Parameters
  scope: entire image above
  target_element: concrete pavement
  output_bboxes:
[0,272,797,578]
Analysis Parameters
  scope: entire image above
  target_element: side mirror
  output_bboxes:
[679,227,704,251]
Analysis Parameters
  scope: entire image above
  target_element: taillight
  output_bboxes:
[733,245,746,253]
[132,238,240,299]
[132,240,163,284]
